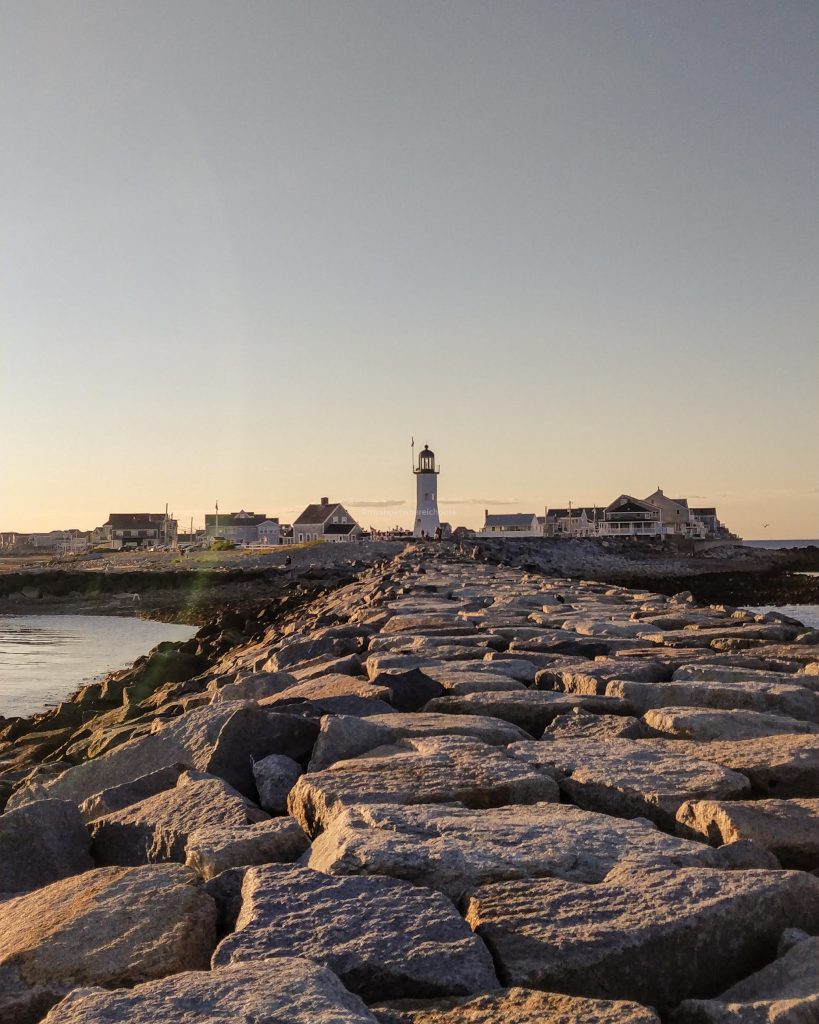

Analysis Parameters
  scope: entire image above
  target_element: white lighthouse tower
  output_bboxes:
[413,443,440,537]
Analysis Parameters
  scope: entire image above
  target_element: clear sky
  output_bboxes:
[1,1,817,538]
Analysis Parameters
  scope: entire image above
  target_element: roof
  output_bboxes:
[205,512,267,528]
[107,513,168,530]
[605,495,658,515]
[324,523,358,534]
[294,502,341,525]
[545,507,599,520]
[484,513,538,528]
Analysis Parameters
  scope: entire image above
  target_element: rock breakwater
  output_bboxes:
[1,545,819,1022]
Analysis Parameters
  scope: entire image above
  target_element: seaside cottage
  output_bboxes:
[480,512,542,537]
[293,498,361,544]
[102,513,178,550]
[204,511,268,545]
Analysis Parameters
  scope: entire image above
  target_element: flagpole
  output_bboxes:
[411,437,415,472]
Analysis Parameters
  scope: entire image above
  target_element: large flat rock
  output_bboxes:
[607,679,818,722]
[306,801,720,899]
[211,865,498,1002]
[508,738,749,829]
[423,691,631,736]
[677,797,819,869]
[0,864,216,1024]
[465,866,819,1010]
[42,958,378,1024]
[670,931,819,1023]
[648,735,819,797]
[0,799,92,893]
[290,735,558,837]
[642,706,819,740]
[185,816,309,879]
[258,673,393,707]
[309,711,530,771]
[371,988,660,1023]
[7,704,318,808]
[89,771,268,866]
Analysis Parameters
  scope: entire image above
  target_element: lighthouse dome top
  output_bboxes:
[415,444,438,474]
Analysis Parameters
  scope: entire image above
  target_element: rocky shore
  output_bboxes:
[2,545,819,1022]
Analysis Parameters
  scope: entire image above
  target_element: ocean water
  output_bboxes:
[0,615,197,718]
[747,605,819,632]
[744,539,819,549]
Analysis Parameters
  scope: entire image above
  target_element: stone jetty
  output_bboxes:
[2,545,819,1023]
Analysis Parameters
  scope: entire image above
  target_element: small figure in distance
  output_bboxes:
[284,555,292,568]
[472,544,480,560]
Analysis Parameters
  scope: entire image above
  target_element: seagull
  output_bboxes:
[762,523,770,529]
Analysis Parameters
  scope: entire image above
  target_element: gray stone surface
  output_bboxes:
[677,797,819,870]
[423,690,631,736]
[7,705,318,808]
[508,738,749,829]
[543,708,644,739]
[642,706,819,740]
[465,866,819,1010]
[90,771,268,866]
[210,670,296,702]
[306,801,720,899]
[370,989,660,1023]
[648,735,819,797]
[0,799,92,893]
[42,958,379,1024]
[289,735,558,837]
[77,764,189,822]
[185,817,309,879]
[252,753,303,814]
[671,932,819,1023]
[212,865,498,1002]
[0,864,216,1024]
[607,679,818,723]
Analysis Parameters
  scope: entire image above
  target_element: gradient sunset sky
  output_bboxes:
[1,1,817,537]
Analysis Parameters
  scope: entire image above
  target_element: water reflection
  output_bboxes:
[0,615,197,718]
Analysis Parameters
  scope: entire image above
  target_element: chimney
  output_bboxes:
[484,509,488,520]
[320,497,329,505]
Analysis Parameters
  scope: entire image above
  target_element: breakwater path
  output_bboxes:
[1,546,819,1022]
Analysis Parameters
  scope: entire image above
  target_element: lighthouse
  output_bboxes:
[413,443,440,537]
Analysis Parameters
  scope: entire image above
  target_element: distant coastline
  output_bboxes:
[743,539,819,549]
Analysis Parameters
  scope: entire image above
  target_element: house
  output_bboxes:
[257,519,281,545]
[292,498,361,543]
[480,512,542,537]
[691,507,729,539]
[103,513,178,549]
[544,507,599,537]
[279,524,294,546]
[643,488,700,536]
[598,496,663,537]
[204,511,267,545]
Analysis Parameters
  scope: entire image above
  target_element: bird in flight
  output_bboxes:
[762,523,770,528]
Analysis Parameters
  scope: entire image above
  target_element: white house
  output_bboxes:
[480,512,541,537]
[292,498,361,543]
[597,495,664,537]
[204,511,267,545]
[257,519,281,545]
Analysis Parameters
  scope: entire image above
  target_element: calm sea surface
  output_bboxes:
[748,605,819,631]
[744,539,819,549]
[0,615,197,718]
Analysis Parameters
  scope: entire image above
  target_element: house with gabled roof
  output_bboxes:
[598,495,663,537]
[204,510,268,545]
[103,512,177,549]
[544,506,600,537]
[292,498,361,544]
[480,511,541,537]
